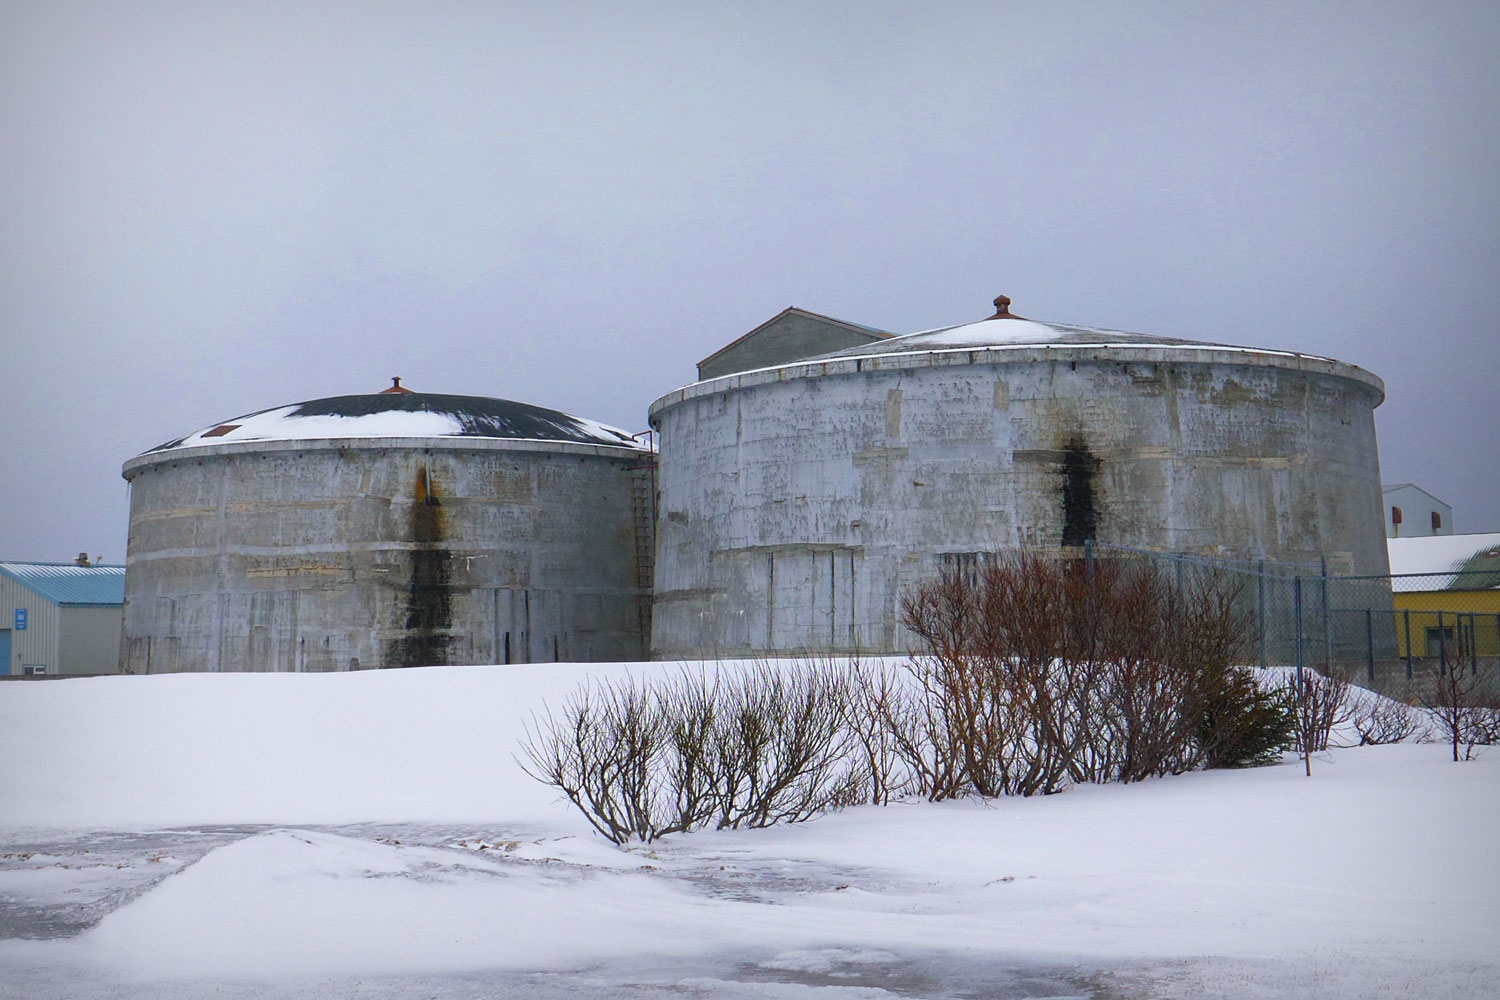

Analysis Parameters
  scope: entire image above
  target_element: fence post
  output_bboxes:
[1404,609,1413,679]
[1294,576,1308,777]
[1365,608,1375,684]
[1437,610,1447,673]
[1175,555,1185,593]
[1084,539,1095,585]
[1257,563,1267,671]
[1319,555,1332,673]
[1470,613,1478,675]
[1294,576,1304,682]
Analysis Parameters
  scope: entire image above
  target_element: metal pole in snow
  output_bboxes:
[1469,614,1478,675]
[1295,576,1309,777]
[1320,555,1332,674]
[1257,563,1266,672]
[1404,609,1413,679]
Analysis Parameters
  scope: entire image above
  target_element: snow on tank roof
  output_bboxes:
[807,316,1315,361]
[144,391,646,454]
[651,297,1383,418]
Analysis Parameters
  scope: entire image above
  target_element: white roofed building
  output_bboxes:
[1385,531,1500,663]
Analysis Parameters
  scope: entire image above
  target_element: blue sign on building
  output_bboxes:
[14,608,26,631]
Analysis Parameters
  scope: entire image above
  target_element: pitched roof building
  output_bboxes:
[1382,483,1452,538]
[696,307,891,381]
[0,561,125,676]
[1385,532,1500,662]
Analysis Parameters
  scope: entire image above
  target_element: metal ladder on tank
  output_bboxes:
[628,431,658,655]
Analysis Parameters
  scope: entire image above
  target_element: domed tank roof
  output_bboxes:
[807,294,1275,361]
[651,294,1384,420]
[144,380,645,455]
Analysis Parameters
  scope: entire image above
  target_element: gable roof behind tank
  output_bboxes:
[142,388,646,456]
[1382,483,1451,508]
[0,562,126,606]
[697,307,892,381]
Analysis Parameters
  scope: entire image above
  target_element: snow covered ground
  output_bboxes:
[2,663,1497,999]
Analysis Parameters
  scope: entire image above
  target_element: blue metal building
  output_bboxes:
[0,561,125,676]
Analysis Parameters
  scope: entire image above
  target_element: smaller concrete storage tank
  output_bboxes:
[121,383,653,672]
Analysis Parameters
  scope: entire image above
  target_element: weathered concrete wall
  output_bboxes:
[650,348,1388,659]
[698,311,888,381]
[121,438,646,672]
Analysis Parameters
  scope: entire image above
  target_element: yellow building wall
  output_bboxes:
[1391,590,1500,658]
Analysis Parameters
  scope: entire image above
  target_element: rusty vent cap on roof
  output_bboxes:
[989,294,1026,320]
[379,377,413,394]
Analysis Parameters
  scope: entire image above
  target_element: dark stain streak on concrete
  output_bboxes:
[1060,437,1101,547]
[388,466,455,667]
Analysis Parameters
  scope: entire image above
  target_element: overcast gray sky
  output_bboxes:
[3,0,1497,564]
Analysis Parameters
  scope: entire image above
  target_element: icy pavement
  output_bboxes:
[0,948,1107,1000]
[4,815,1496,1000]
[0,825,262,939]
[0,822,1108,999]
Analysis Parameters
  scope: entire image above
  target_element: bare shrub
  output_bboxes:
[1463,705,1500,755]
[896,553,1279,798]
[852,651,982,802]
[1421,663,1493,762]
[839,659,912,805]
[519,680,672,844]
[1277,668,1352,765]
[710,663,859,829]
[520,663,860,843]
[658,670,721,835]
[1344,687,1428,746]
[899,554,1078,797]
[1084,565,1256,780]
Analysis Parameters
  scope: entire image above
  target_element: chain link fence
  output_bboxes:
[1087,541,1500,701]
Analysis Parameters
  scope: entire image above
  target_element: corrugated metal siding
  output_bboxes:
[0,573,61,674]
[0,562,126,606]
[57,606,125,674]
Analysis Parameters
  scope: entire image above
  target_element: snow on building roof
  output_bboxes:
[0,562,126,606]
[143,391,647,455]
[1387,532,1500,592]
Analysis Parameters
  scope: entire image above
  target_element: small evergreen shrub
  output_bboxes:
[1198,670,1297,769]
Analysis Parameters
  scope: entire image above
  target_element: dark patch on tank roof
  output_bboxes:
[146,392,640,453]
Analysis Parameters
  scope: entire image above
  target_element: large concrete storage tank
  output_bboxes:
[122,383,652,672]
[648,297,1389,658]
